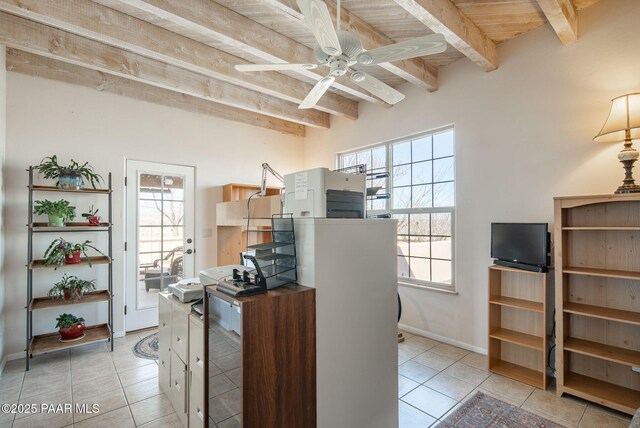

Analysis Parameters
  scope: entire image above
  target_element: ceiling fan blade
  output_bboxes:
[299,76,336,109]
[357,34,447,65]
[235,63,318,72]
[350,71,405,105]
[296,0,342,56]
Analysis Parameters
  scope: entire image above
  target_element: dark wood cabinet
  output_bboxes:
[205,284,316,428]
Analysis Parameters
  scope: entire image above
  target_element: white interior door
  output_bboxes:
[125,160,195,331]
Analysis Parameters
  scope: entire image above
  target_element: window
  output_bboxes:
[338,127,455,290]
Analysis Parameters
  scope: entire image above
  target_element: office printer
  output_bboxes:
[199,265,246,287]
[167,278,203,303]
[283,167,365,218]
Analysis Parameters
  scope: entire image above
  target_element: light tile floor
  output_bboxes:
[0,329,634,427]
[397,330,633,428]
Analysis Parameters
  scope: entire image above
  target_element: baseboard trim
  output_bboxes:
[398,323,487,355]
[0,351,25,375]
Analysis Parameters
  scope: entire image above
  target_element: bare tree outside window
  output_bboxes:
[338,128,455,290]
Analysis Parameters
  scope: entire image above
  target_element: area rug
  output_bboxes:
[439,392,562,428]
[133,333,159,360]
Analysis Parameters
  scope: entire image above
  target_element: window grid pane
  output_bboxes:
[339,127,455,288]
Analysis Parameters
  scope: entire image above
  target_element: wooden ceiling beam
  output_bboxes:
[536,0,578,44]
[0,0,352,119]
[260,0,439,91]
[94,0,378,108]
[6,49,306,137]
[0,12,329,128]
[390,0,498,72]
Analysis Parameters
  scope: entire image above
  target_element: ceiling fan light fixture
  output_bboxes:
[351,71,366,82]
[357,53,373,65]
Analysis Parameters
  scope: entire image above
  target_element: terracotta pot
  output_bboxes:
[63,289,82,302]
[65,250,81,264]
[59,323,85,341]
[87,215,101,226]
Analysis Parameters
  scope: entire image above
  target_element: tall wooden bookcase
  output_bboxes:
[488,265,550,389]
[554,194,640,415]
[215,183,281,266]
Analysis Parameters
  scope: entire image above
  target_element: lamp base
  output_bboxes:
[615,184,640,194]
[615,140,640,194]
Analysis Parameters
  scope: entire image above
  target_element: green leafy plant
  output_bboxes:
[55,313,85,329]
[81,205,99,218]
[35,155,104,189]
[43,238,106,268]
[48,274,96,301]
[34,199,76,221]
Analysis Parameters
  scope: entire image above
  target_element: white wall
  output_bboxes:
[3,73,305,357]
[0,47,7,365]
[304,0,639,352]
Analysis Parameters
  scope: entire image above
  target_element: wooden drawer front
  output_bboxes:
[189,317,205,381]
[170,349,188,427]
[158,346,171,393]
[172,307,189,363]
[188,373,205,428]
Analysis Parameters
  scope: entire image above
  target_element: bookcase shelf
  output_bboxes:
[563,266,640,281]
[563,302,640,325]
[489,296,543,313]
[489,328,544,351]
[554,194,640,415]
[564,337,640,367]
[489,360,545,389]
[562,372,640,415]
[487,265,549,389]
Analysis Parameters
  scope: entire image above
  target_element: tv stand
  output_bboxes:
[494,259,548,273]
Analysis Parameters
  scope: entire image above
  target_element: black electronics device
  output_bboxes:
[216,258,267,297]
[491,223,550,272]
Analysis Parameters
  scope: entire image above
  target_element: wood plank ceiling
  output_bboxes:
[1,0,603,136]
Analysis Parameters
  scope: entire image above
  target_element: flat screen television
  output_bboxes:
[491,223,550,272]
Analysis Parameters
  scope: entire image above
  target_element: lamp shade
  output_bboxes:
[594,93,640,143]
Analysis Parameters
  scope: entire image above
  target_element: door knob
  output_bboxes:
[186,249,193,254]
[187,238,193,244]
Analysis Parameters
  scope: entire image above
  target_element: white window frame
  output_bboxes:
[337,126,456,291]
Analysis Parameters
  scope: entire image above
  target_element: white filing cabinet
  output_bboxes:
[158,292,205,428]
[294,218,398,428]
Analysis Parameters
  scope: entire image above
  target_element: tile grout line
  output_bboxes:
[575,403,589,428]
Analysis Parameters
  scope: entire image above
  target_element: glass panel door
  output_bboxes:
[126,161,195,331]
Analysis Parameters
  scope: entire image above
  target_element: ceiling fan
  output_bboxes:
[234,0,447,109]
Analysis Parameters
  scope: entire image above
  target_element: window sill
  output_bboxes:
[398,281,459,295]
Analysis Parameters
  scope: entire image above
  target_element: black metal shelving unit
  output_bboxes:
[247,215,297,289]
[26,167,114,370]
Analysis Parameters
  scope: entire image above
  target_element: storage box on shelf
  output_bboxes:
[216,183,281,266]
[26,167,113,369]
[488,265,550,389]
[554,194,640,415]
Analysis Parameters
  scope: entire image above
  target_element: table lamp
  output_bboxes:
[594,93,640,194]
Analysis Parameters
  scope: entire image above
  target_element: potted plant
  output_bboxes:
[43,238,106,268]
[35,155,104,189]
[48,274,96,301]
[81,205,101,226]
[33,199,76,227]
[55,313,85,341]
